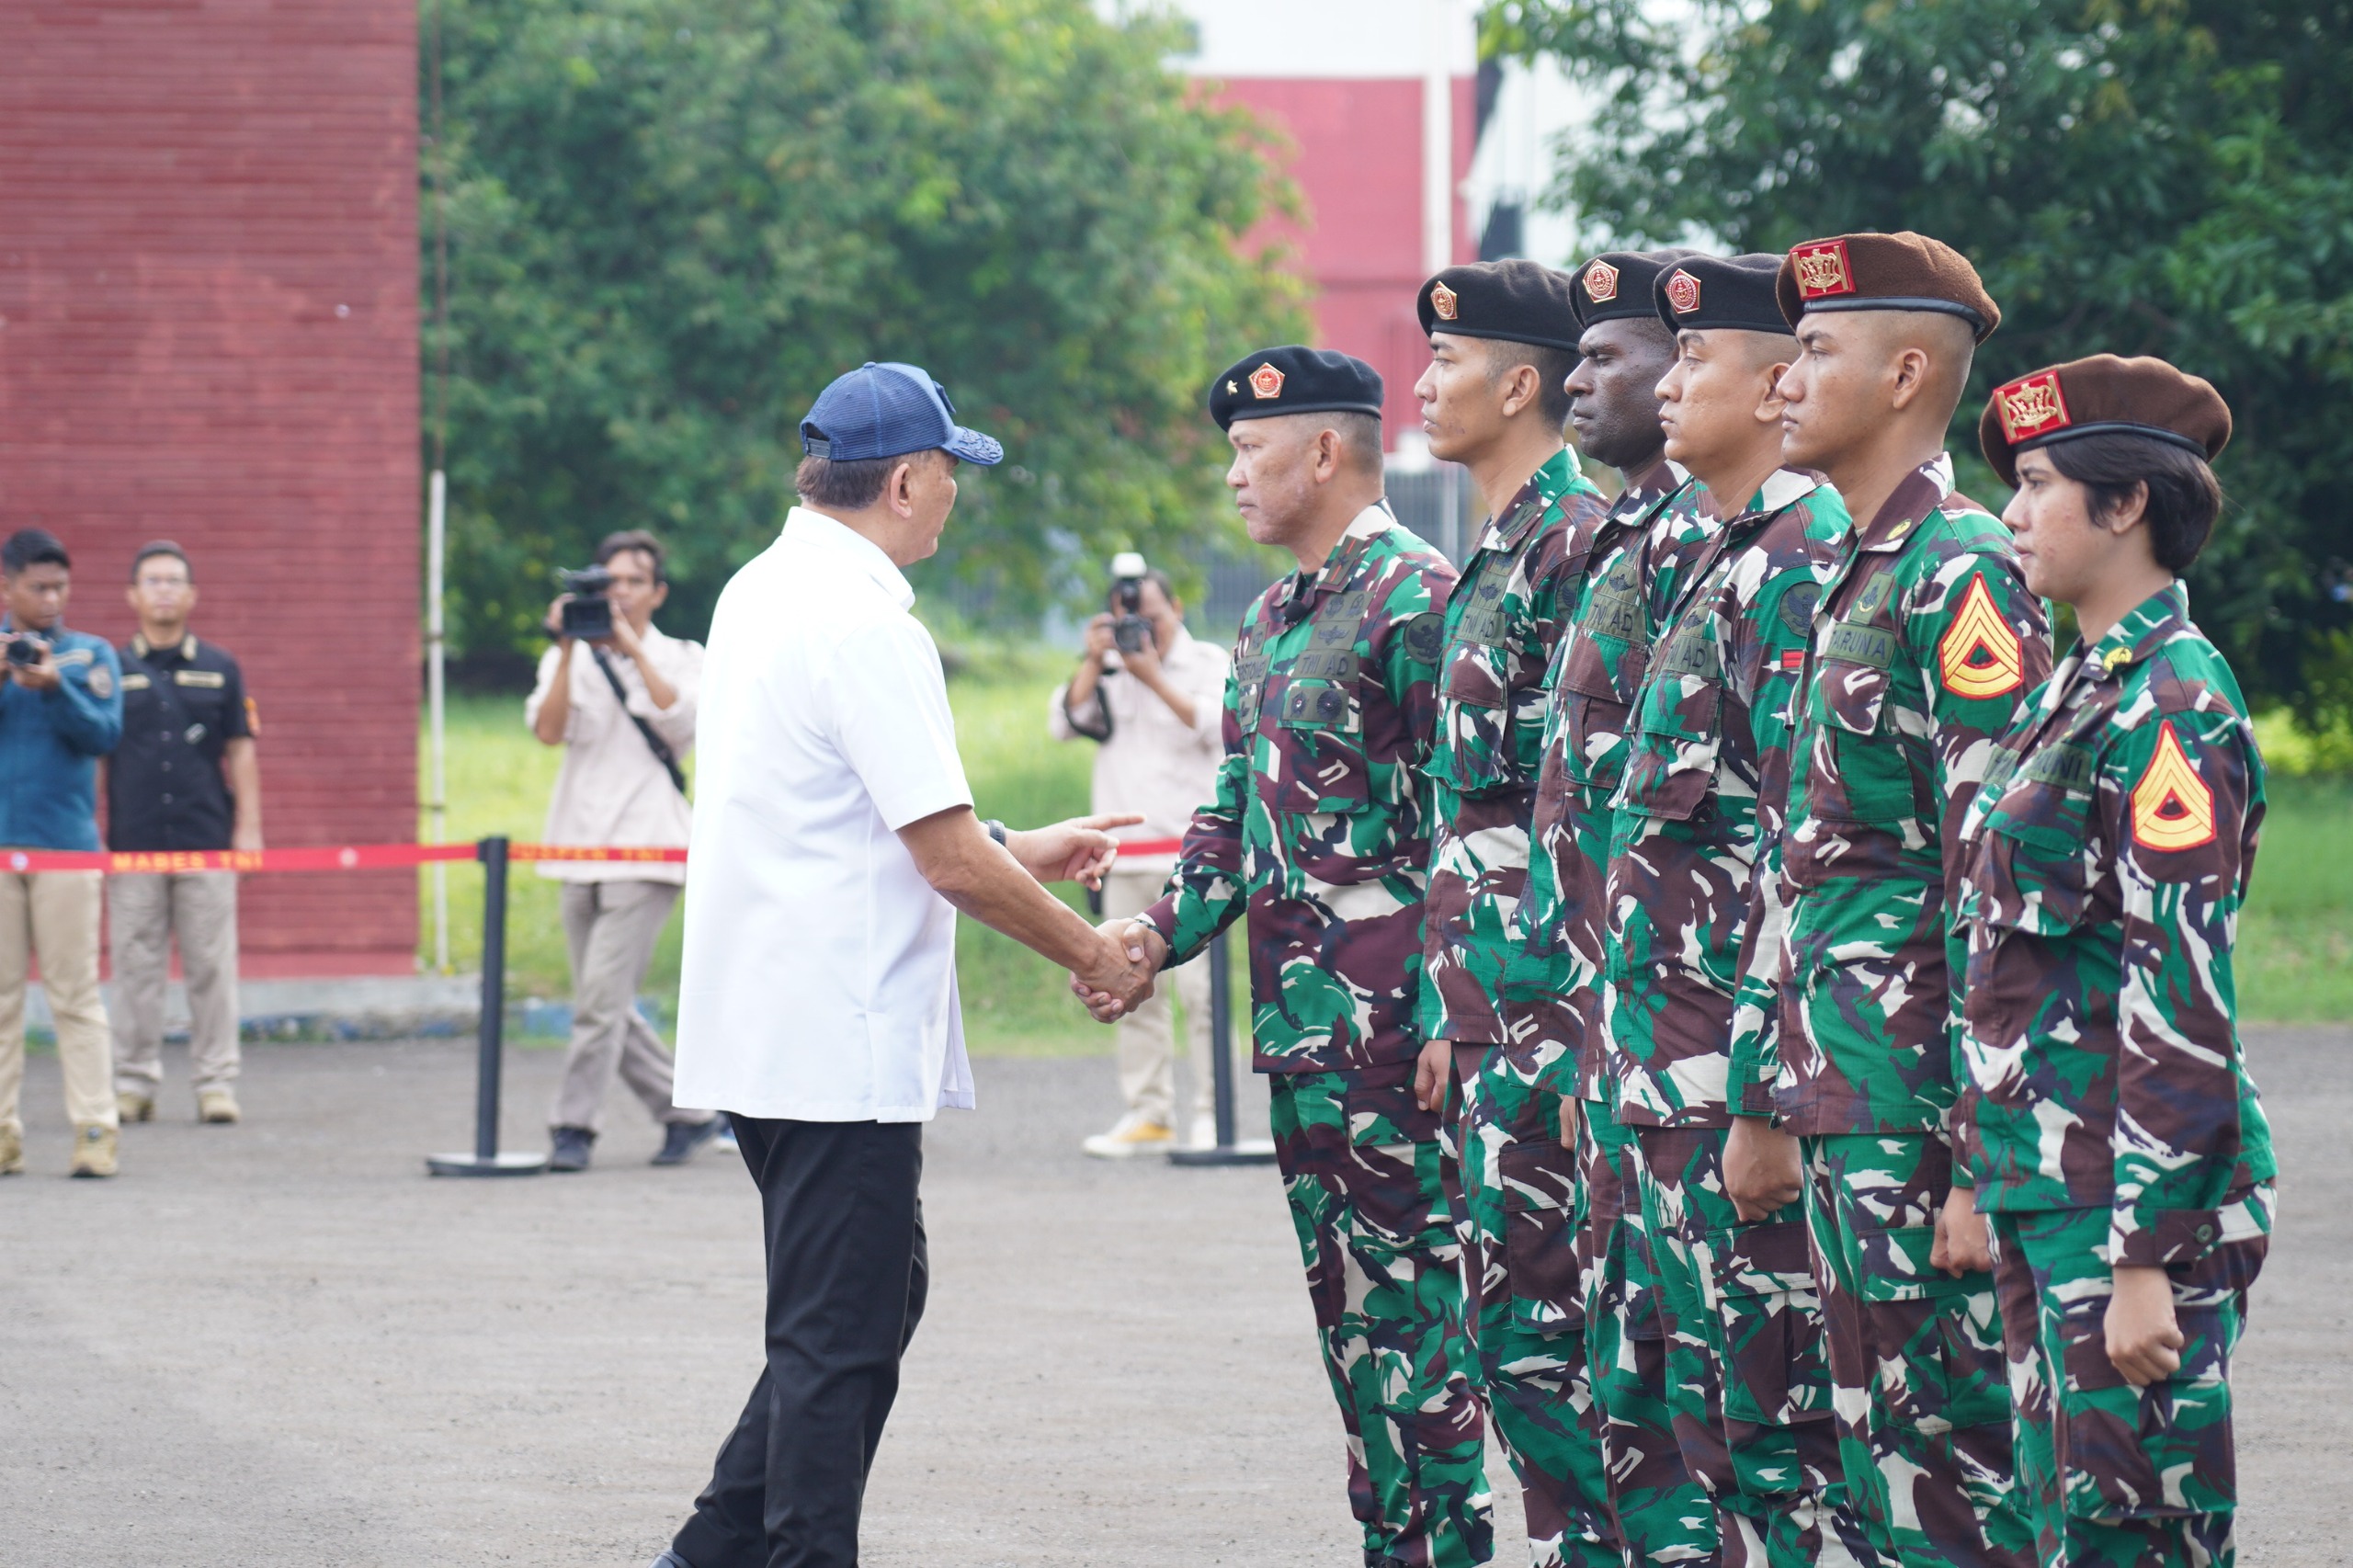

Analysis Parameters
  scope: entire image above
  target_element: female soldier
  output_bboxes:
[1951,354,2275,1567]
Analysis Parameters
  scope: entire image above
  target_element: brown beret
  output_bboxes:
[1775,231,2001,343]
[1976,354,2232,487]
[1418,259,1582,351]
[1569,249,1703,330]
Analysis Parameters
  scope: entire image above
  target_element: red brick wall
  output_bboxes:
[0,0,420,973]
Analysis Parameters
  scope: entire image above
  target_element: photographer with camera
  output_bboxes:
[527,528,719,1173]
[0,528,126,1179]
[1049,554,1229,1156]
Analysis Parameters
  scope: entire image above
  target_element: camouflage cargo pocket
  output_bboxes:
[1264,676,1370,813]
[1432,642,1518,795]
[1700,1217,1823,1426]
[2057,1299,2239,1520]
[1814,660,1914,825]
[1501,1136,1584,1335]
[1620,670,1722,824]
[1557,632,1641,792]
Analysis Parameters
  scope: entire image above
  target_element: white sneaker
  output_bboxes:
[1188,1114,1220,1151]
[1081,1112,1175,1160]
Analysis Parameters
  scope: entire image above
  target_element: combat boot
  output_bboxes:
[198,1087,241,1124]
[71,1123,119,1178]
[118,1090,155,1123]
[0,1125,22,1176]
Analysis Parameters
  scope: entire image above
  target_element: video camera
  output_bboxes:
[5,629,51,667]
[1108,551,1152,655]
[556,565,615,642]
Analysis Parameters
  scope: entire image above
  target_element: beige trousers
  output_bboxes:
[0,869,116,1136]
[551,879,706,1133]
[1102,864,1216,1130]
[109,870,243,1096]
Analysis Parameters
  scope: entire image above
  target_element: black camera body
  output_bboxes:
[557,564,615,642]
[1108,551,1152,656]
[5,631,50,667]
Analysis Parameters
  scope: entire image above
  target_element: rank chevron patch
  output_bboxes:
[1937,575,2025,699]
[2131,720,2217,851]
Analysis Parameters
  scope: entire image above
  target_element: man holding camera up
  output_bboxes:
[0,528,126,1178]
[527,528,719,1172]
[1050,554,1229,1156]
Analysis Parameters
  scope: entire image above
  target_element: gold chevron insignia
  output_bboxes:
[1937,576,2025,699]
[2131,721,2217,851]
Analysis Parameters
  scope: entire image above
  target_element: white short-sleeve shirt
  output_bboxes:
[672,506,977,1122]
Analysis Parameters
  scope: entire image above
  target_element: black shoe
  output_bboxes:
[548,1125,595,1172]
[651,1118,721,1166]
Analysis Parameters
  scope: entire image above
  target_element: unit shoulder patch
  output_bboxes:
[2130,720,2217,852]
[1937,575,2026,699]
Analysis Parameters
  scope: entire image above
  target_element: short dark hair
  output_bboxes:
[796,450,938,511]
[593,528,666,583]
[2,528,69,575]
[130,540,192,582]
[2043,432,2223,574]
[1483,339,1577,431]
[1108,567,1180,609]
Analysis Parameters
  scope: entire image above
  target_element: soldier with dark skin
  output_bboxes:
[1406,260,1620,1568]
[1612,254,1875,1567]
[1086,347,1489,1568]
[1517,248,1718,1567]
[1725,233,2047,1568]
[1960,356,2273,1568]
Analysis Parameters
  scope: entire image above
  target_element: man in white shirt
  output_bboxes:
[525,528,718,1171]
[655,362,1150,1568]
[1050,559,1228,1156]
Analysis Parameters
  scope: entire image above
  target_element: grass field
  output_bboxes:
[420,660,2353,1049]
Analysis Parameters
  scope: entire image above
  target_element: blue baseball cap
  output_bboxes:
[799,361,1004,467]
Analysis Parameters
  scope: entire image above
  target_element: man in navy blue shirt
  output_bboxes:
[0,528,126,1178]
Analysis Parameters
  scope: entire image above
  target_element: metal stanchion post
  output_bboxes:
[427,836,548,1176]
[1168,934,1276,1167]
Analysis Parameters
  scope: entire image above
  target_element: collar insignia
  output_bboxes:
[1791,239,1856,300]
[1430,280,1460,321]
[1248,363,1285,401]
[1581,259,1619,304]
[1664,268,1702,316]
[1995,370,2072,443]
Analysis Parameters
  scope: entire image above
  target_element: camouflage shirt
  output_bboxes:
[1518,460,1713,1100]
[1420,447,1612,1051]
[1955,582,2276,1266]
[1142,506,1458,1074]
[1605,471,1849,1129]
[1731,455,2052,1134]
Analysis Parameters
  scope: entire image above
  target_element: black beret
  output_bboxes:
[1208,346,1384,432]
[1416,259,1581,351]
[1571,248,1704,330]
[1775,231,2002,343]
[1978,354,2231,487]
[1653,253,1789,335]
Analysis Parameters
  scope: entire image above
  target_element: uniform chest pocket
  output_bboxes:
[1972,748,2097,934]
[1259,676,1370,814]
[1813,653,1914,825]
[1620,625,1724,822]
[1556,633,1643,792]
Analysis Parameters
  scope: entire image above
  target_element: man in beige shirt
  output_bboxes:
[1050,562,1230,1155]
[526,528,717,1172]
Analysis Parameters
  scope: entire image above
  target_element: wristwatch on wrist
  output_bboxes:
[983,819,1008,847]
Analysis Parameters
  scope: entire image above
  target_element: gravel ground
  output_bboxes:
[1,1028,2345,1566]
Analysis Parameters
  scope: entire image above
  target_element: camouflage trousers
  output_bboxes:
[1802,1133,2034,1568]
[1575,1101,1718,1565]
[1271,1067,1494,1568]
[1635,1125,1871,1568]
[1447,1043,1619,1568]
[1987,1190,2271,1568]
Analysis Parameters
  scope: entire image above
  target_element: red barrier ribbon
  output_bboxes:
[1116,837,1186,857]
[0,842,681,874]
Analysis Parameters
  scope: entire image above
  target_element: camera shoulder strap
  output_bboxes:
[589,644,689,797]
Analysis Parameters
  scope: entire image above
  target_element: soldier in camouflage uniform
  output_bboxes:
[1959,356,2274,1568]
[1608,254,1872,1568]
[1118,347,1487,1568]
[1724,233,2047,1568]
[1405,260,1619,1568]
[1520,247,1717,1567]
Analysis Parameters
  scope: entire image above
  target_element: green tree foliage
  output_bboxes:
[426,0,1305,655]
[1485,0,2353,717]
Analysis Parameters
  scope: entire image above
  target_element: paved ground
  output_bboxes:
[3,1029,2347,1567]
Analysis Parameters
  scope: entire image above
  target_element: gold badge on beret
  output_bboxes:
[1248,362,1286,400]
[1430,281,1460,321]
[1994,370,2071,443]
[1665,268,1702,316]
[1791,239,1856,300]
[1581,259,1619,304]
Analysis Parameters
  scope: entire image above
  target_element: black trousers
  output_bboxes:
[670,1116,927,1568]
